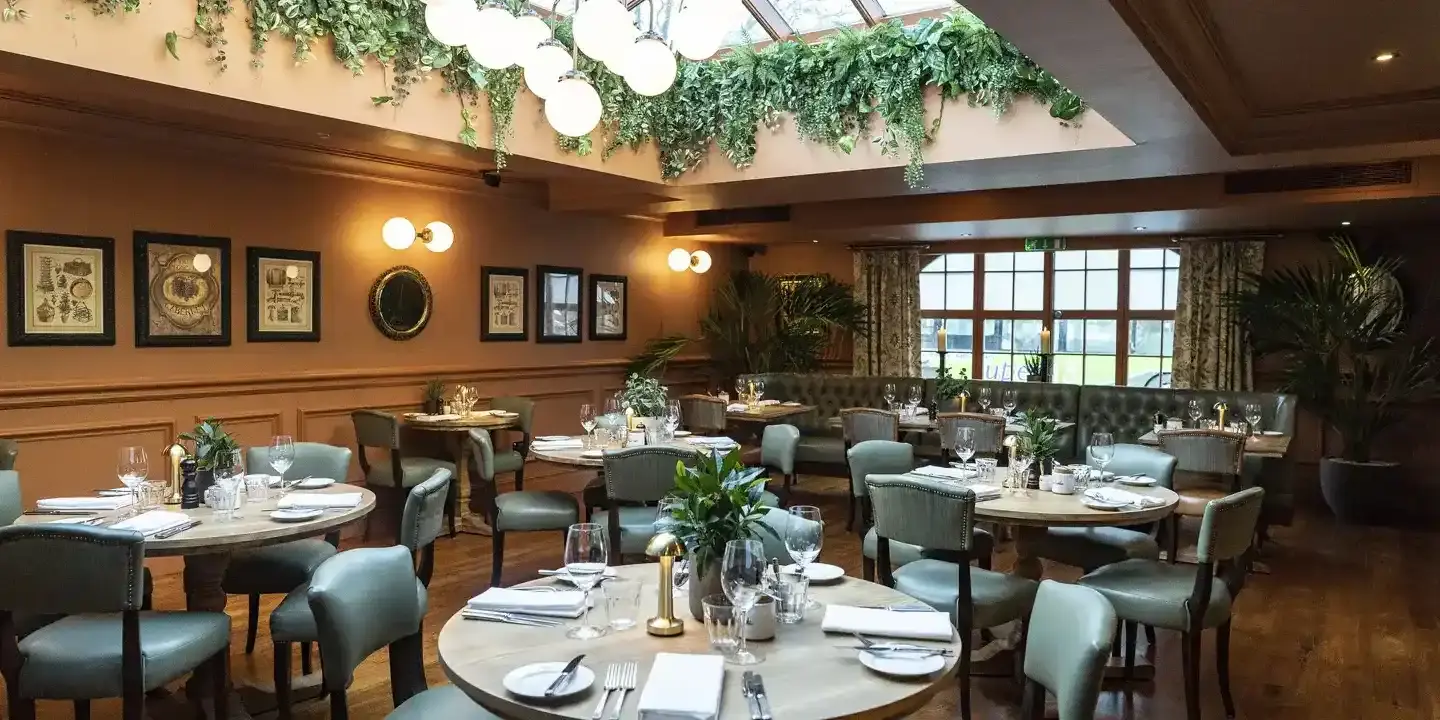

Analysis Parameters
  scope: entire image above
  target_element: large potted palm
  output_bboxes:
[1226,236,1440,522]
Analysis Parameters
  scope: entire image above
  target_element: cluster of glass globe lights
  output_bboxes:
[422,0,732,138]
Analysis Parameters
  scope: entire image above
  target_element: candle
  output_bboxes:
[1040,327,1052,354]
[937,325,947,349]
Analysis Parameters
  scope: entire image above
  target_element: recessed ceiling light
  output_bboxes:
[812,239,819,243]
[316,132,331,139]
[960,233,972,238]
[1374,51,1397,63]
[1341,221,1352,226]
[1134,225,1147,231]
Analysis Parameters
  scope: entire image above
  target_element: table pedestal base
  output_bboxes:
[448,433,493,536]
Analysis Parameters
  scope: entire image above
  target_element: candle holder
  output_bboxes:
[644,532,685,637]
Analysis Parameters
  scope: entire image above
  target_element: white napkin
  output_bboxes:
[111,510,191,536]
[637,653,725,720]
[36,496,131,511]
[1085,487,1163,508]
[914,407,930,415]
[278,492,363,510]
[756,399,780,406]
[531,439,584,450]
[413,413,461,422]
[465,588,587,618]
[821,605,954,641]
[781,401,803,407]
[538,567,618,579]
[686,436,737,446]
[725,403,748,412]
[909,466,978,481]
[966,484,1003,501]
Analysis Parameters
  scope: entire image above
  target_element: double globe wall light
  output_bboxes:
[383,217,456,252]
[422,0,734,138]
[667,248,711,273]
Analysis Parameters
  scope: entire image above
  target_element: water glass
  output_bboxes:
[775,571,809,624]
[703,594,741,656]
[975,457,998,482]
[563,523,609,640]
[602,577,642,631]
[245,473,270,503]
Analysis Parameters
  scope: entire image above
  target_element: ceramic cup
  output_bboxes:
[743,596,777,641]
[1050,466,1076,495]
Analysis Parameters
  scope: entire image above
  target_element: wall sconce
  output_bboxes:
[382,217,455,252]
[667,248,712,273]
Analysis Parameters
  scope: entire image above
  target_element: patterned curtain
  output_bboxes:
[852,248,920,377]
[1172,240,1265,390]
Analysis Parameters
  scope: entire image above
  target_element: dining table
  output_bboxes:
[823,414,1075,435]
[404,411,521,536]
[1137,429,1292,458]
[438,564,960,720]
[531,436,738,520]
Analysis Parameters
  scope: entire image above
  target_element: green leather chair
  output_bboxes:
[470,429,578,587]
[840,408,900,530]
[1159,429,1248,563]
[758,424,800,502]
[600,445,700,558]
[0,470,19,527]
[936,412,1006,463]
[1079,486,1265,720]
[750,507,810,564]
[227,442,351,656]
[1029,444,1177,572]
[0,525,231,720]
[353,410,456,540]
[306,545,496,720]
[866,474,1039,720]
[270,469,451,719]
[1020,580,1116,720]
[0,438,16,471]
[680,396,727,435]
[489,396,534,491]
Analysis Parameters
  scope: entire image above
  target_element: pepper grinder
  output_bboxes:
[644,532,685,637]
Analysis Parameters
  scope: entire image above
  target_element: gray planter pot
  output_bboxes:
[1319,457,1400,524]
[687,562,723,621]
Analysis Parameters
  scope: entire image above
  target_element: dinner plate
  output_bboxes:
[580,449,605,459]
[1081,498,1128,511]
[783,562,844,584]
[271,508,324,523]
[536,436,570,442]
[296,477,335,489]
[782,401,803,407]
[858,649,945,677]
[492,411,519,418]
[502,662,594,701]
[1115,475,1157,487]
[672,430,693,437]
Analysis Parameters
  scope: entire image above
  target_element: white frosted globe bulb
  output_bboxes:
[602,20,641,75]
[426,1,478,47]
[382,217,417,250]
[624,34,677,96]
[512,12,551,69]
[545,73,603,137]
[524,41,574,99]
[672,6,726,61]
[667,248,691,272]
[423,222,454,253]
[467,4,518,69]
[573,0,630,62]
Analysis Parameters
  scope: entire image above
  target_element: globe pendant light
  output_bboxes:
[425,0,480,47]
[672,3,727,61]
[572,0,631,62]
[512,9,552,69]
[623,31,676,96]
[601,20,640,76]
[467,2,519,69]
[545,70,603,137]
[524,39,575,100]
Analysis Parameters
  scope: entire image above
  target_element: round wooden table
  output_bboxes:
[405,412,520,536]
[529,437,718,468]
[439,564,959,720]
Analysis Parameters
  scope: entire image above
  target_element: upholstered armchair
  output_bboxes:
[470,429,578,587]
[0,438,16,471]
[758,424,801,502]
[937,412,1006,463]
[1159,429,1247,562]
[840,408,900,530]
[600,445,700,558]
[352,410,456,540]
[487,396,534,491]
[0,470,19,527]
[679,396,727,435]
[1020,581,1116,720]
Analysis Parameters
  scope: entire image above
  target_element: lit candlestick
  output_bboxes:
[937,325,947,349]
[1040,327,1052,354]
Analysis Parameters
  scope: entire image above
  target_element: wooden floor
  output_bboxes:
[17,470,1440,720]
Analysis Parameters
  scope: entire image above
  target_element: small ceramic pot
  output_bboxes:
[743,596,776,641]
[1050,467,1076,495]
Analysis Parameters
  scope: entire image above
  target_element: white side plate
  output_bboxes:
[271,508,324,523]
[858,649,945,677]
[502,662,595,701]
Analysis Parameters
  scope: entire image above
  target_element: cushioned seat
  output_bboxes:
[368,457,456,488]
[17,612,230,698]
[863,526,996,569]
[493,449,525,475]
[389,683,499,720]
[222,539,337,595]
[1030,526,1160,571]
[758,490,780,508]
[1078,558,1232,630]
[594,505,662,556]
[893,559,1039,628]
[795,435,845,465]
[494,491,579,532]
[1176,485,1230,516]
[271,577,428,644]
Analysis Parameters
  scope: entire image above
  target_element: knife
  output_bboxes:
[740,672,763,720]
[153,520,202,539]
[544,654,586,697]
[750,673,773,720]
[23,510,99,516]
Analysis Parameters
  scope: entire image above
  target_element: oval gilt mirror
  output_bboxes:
[369,266,432,340]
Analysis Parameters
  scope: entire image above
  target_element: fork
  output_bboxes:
[608,662,637,720]
[591,664,621,720]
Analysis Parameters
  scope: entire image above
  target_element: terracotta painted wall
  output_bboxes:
[0,125,729,509]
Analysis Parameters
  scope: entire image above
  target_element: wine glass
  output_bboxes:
[734,378,747,404]
[1002,389,1018,417]
[1187,399,1202,427]
[978,387,992,413]
[604,394,622,417]
[882,383,897,411]
[754,379,766,403]
[785,507,823,611]
[665,399,682,439]
[269,434,296,493]
[1089,432,1115,483]
[955,427,976,472]
[907,386,923,415]
[1244,403,1262,436]
[116,446,149,516]
[721,538,767,665]
[563,523,609,640]
[580,403,597,446]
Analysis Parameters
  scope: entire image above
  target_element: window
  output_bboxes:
[918,248,1180,386]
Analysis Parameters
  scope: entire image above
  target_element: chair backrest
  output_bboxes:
[351,410,401,450]
[468,429,498,484]
[846,440,914,497]
[937,412,1005,455]
[602,446,698,502]
[1157,429,1244,475]
[680,397,727,433]
[399,469,452,586]
[0,525,145,614]
[1091,443,1178,489]
[308,546,426,692]
[1197,486,1265,564]
[750,507,810,564]
[759,424,801,474]
[0,439,15,471]
[0,471,20,527]
[865,474,977,553]
[1024,580,1116,720]
[490,396,535,436]
[840,408,900,444]
[246,442,352,482]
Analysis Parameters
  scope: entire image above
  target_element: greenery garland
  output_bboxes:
[76,0,1082,187]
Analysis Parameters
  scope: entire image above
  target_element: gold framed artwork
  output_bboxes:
[5,230,116,346]
[133,231,231,347]
[481,266,528,341]
[246,247,321,342]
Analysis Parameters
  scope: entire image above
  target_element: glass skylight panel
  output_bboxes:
[876,0,954,17]
[773,0,863,35]
[721,13,768,47]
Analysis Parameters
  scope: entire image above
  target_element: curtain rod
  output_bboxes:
[847,243,932,251]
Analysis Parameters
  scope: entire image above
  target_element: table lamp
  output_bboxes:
[644,532,686,637]
[1213,401,1228,428]
[163,442,186,506]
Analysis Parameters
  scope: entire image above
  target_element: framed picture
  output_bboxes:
[481,266,529,341]
[588,273,628,341]
[246,247,321,342]
[133,231,231,347]
[5,230,116,346]
[535,265,583,343]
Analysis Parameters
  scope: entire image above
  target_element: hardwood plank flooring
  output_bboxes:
[14,470,1440,720]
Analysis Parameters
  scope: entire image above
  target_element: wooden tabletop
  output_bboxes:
[1137,430,1291,458]
[824,416,1075,434]
[17,485,376,557]
[530,437,736,468]
[438,564,959,720]
[972,483,1178,528]
[404,412,519,431]
[727,404,816,422]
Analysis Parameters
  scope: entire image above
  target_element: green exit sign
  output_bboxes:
[1024,237,1067,252]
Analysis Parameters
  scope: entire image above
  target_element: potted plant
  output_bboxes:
[1014,410,1061,487]
[178,418,241,496]
[1022,355,1045,382]
[619,373,670,441]
[934,366,971,412]
[422,378,446,414]
[1226,235,1440,523]
[662,447,775,620]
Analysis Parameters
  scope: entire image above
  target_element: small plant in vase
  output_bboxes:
[1023,354,1045,382]
[422,378,446,414]
[1014,411,1061,487]
[620,373,669,439]
[934,366,971,412]
[178,418,240,495]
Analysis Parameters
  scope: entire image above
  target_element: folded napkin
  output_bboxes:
[111,510,192,536]
[531,439,584,450]
[1084,487,1163,508]
[413,414,461,422]
[756,399,780,406]
[686,436,737,446]
[36,496,131,511]
[914,407,930,415]
[909,466,978,482]
[725,403,748,412]
[781,401,803,407]
[278,492,363,510]
[466,588,587,618]
[637,653,725,720]
[966,484,1003,501]
[821,605,954,642]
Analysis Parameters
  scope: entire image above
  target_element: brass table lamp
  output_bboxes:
[163,443,186,506]
[644,532,685,637]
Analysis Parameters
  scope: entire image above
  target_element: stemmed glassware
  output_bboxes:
[1187,399,1202,427]
[269,434,297,494]
[785,506,823,610]
[721,538,766,665]
[1089,432,1115,483]
[116,446,149,517]
[1244,403,1262,436]
[906,386,922,417]
[955,427,976,472]
[734,379,747,404]
[753,379,766,403]
[665,400,682,440]
[978,387,992,413]
[563,523,609,640]
[1002,389,1018,417]
[580,403,597,446]
[882,383,897,411]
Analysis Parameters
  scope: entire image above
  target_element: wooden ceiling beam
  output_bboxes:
[743,0,794,40]
[850,0,885,26]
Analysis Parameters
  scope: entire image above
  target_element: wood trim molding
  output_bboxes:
[193,411,285,437]
[296,404,418,442]
[0,419,177,444]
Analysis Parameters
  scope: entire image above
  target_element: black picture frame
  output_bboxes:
[133,230,232,348]
[588,273,628,341]
[5,230,116,347]
[246,247,321,343]
[535,265,583,344]
[481,266,529,342]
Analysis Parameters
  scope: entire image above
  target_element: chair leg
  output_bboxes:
[1123,620,1138,680]
[1020,679,1045,720]
[1111,624,1122,658]
[301,641,313,675]
[1181,631,1200,720]
[74,700,91,720]
[395,487,408,545]
[846,486,856,532]
[491,531,506,588]
[1145,624,1157,650]
[445,478,458,538]
[211,645,230,720]
[514,465,526,492]
[245,593,260,654]
[330,688,349,720]
[1217,621,1236,718]
[9,697,36,720]
[1169,516,1181,564]
[958,622,972,720]
[274,641,293,720]
[861,556,875,583]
